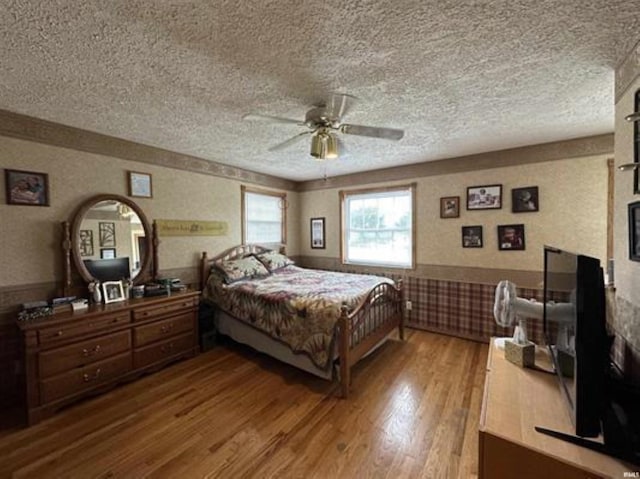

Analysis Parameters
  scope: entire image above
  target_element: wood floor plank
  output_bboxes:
[0,330,488,478]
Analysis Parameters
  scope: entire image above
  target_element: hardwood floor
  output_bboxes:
[0,329,488,479]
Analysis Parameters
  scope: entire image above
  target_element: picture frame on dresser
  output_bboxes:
[102,280,125,303]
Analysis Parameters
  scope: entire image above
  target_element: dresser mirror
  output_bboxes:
[64,194,156,291]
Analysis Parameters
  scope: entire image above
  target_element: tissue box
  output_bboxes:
[504,340,535,368]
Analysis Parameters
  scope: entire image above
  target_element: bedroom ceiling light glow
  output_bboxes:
[310,130,338,160]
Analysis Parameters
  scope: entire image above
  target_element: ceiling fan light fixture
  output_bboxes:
[310,131,339,160]
[325,133,338,159]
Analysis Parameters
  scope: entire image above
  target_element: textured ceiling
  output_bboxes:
[1,1,639,181]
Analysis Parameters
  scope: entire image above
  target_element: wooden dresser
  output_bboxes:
[479,338,633,478]
[17,291,200,425]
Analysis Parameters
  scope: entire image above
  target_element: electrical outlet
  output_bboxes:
[406,300,412,311]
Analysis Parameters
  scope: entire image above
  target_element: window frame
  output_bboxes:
[339,183,416,269]
[241,185,287,246]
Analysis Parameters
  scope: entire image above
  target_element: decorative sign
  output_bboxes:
[156,219,228,237]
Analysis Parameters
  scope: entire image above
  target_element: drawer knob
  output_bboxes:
[160,324,174,333]
[82,345,101,357]
[161,343,175,353]
[56,330,63,337]
[83,368,102,382]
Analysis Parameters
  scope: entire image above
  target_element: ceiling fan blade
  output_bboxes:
[268,131,313,152]
[340,124,404,141]
[242,113,303,125]
[325,93,358,120]
[336,135,348,156]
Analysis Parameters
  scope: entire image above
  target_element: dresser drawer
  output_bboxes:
[133,333,194,369]
[132,296,198,322]
[39,312,131,346]
[39,352,131,404]
[39,331,131,378]
[133,313,194,347]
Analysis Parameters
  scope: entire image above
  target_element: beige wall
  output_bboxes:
[300,155,609,274]
[612,50,640,373]
[615,76,640,303]
[0,136,299,288]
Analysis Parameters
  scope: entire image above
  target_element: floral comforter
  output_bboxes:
[203,265,394,369]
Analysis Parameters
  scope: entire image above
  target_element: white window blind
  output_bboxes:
[244,191,284,244]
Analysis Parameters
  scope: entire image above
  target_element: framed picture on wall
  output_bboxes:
[467,184,502,210]
[99,222,116,247]
[512,186,539,212]
[128,171,153,198]
[498,224,526,251]
[4,169,50,206]
[629,201,640,261]
[440,196,460,218]
[79,230,94,256]
[100,248,116,259]
[462,225,483,248]
[310,217,325,249]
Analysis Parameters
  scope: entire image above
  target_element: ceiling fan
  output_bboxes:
[242,93,404,160]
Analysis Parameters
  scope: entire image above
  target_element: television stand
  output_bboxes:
[480,338,636,478]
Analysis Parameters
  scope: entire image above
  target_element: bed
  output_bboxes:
[199,244,404,397]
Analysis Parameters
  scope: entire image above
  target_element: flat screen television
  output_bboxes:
[543,246,608,438]
[83,257,131,282]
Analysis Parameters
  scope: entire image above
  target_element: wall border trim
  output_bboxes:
[0,109,296,191]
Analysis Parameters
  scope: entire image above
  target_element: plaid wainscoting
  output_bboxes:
[402,277,570,345]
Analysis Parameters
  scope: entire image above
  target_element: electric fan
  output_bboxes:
[493,280,543,349]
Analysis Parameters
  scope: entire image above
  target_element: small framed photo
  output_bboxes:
[4,169,49,206]
[462,225,483,248]
[100,248,116,259]
[310,217,326,249]
[466,184,502,210]
[128,171,153,198]
[99,222,116,247]
[102,280,125,304]
[629,201,640,261]
[440,196,460,218]
[512,186,539,213]
[498,224,526,251]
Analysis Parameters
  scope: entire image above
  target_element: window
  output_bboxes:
[241,186,287,246]
[340,184,415,268]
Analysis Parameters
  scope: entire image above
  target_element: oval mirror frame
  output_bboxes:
[70,194,154,285]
